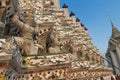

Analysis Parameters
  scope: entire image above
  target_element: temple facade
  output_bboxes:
[0,0,115,80]
[106,20,120,75]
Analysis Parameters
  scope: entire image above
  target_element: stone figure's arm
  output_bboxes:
[0,22,5,27]
[12,13,34,31]
[0,22,5,35]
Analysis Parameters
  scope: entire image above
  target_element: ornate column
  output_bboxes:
[100,57,104,65]
[96,55,100,65]
[62,3,69,18]
[70,12,76,23]
[52,0,60,8]
[88,52,93,63]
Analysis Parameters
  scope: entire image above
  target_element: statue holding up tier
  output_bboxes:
[69,41,78,59]
[36,27,61,55]
[0,0,43,55]
[46,28,61,54]
[0,0,61,55]
[11,13,44,55]
[62,40,78,59]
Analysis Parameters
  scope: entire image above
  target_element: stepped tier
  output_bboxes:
[0,0,114,80]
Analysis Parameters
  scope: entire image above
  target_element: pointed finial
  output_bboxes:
[110,18,115,30]
[84,27,88,31]
[69,11,75,17]
[110,19,118,32]
[62,3,68,8]
[76,18,80,22]
[110,18,120,38]
[81,23,84,27]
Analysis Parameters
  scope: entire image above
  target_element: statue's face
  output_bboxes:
[0,0,11,13]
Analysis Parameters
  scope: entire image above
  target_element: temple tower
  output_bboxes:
[106,20,120,75]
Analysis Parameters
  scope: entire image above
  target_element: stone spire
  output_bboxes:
[62,3,68,8]
[110,19,120,38]
[69,12,75,17]
[62,3,69,17]
[70,12,76,22]
[76,18,80,22]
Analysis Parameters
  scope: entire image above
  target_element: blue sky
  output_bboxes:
[60,0,120,55]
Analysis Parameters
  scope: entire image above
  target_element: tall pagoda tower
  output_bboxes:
[0,0,115,80]
[106,20,120,75]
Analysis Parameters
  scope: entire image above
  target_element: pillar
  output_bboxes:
[62,3,69,18]
[52,0,60,8]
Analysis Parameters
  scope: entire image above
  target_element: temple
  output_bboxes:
[0,0,116,80]
[106,20,120,75]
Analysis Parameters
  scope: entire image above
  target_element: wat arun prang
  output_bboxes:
[0,0,115,80]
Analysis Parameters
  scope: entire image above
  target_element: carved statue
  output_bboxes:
[37,32,48,55]
[62,41,77,59]
[0,0,43,55]
[69,41,78,59]
[0,0,62,55]
[61,41,71,52]
[1,37,23,71]
[46,28,61,54]
[11,13,44,55]
[0,0,23,36]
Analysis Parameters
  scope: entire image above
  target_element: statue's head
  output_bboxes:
[0,0,11,13]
